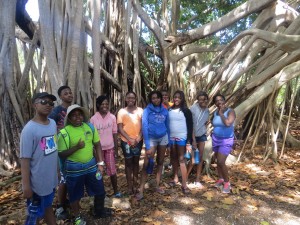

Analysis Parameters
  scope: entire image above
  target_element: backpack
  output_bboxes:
[59,122,95,149]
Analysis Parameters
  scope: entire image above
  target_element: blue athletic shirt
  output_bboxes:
[212,108,234,138]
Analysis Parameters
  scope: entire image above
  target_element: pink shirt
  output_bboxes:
[90,112,117,150]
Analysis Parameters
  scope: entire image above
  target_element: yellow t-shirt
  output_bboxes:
[57,123,100,163]
[117,107,143,142]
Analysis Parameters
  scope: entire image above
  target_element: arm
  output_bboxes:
[165,110,170,145]
[20,158,32,199]
[113,133,118,158]
[58,138,85,158]
[218,105,236,127]
[118,123,136,144]
[94,141,105,173]
[142,108,150,150]
[184,108,194,144]
[135,108,143,144]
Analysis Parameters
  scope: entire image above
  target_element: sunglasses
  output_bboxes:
[36,99,54,106]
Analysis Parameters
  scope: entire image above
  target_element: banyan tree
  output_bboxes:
[0,0,299,170]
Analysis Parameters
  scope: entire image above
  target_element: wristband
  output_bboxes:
[97,161,105,166]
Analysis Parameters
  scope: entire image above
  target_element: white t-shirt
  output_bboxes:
[169,108,187,140]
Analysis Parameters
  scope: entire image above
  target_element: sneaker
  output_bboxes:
[193,182,204,189]
[222,182,231,194]
[55,206,68,220]
[214,179,224,188]
[74,216,86,225]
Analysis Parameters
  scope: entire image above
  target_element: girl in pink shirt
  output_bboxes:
[90,95,121,197]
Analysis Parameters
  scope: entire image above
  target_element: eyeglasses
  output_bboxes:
[36,99,54,106]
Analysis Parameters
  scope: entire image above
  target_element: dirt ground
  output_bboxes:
[1,144,299,225]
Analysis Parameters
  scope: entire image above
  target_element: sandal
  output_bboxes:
[135,192,144,201]
[181,186,191,194]
[168,180,179,187]
[155,187,165,194]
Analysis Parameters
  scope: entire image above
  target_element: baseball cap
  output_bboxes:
[32,92,57,103]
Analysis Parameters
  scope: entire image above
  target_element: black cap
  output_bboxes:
[32,92,57,103]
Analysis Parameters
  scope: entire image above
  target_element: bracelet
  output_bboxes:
[97,161,105,166]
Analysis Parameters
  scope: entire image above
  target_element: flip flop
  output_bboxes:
[168,180,179,187]
[135,192,144,201]
[155,187,165,194]
[181,186,191,194]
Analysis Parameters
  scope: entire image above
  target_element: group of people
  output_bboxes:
[20,86,236,225]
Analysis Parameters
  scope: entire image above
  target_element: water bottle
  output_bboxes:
[126,142,131,154]
[184,149,191,159]
[194,148,200,165]
[95,170,102,180]
[25,196,41,225]
[146,157,154,174]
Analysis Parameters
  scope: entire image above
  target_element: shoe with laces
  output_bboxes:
[214,179,224,188]
[55,206,69,220]
[222,182,231,194]
[74,216,86,225]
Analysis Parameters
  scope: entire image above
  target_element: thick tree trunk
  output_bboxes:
[0,0,22,168]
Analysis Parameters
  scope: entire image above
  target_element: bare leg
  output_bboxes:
[57,183,67,206]
[195,141,205,182]
[156,145,166,187]
[43,206,56,225]
[217,153,229,182]
[70,200,80,218]
[178,145,188,188]
[132,155,140,193]
[124,158,134,194]
[187,158,193,177]
[110,174,118,194]
[138,156,149,195]
[170,144,179,183]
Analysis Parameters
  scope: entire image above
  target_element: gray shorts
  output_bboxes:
[150,134,168,148]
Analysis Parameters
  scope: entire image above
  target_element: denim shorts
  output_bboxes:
[169,137,187,146]
[65,157,105,202]
[121,140,143,159]
[26,190,55,218]
[150,134,168,148]
[195,134,207,143]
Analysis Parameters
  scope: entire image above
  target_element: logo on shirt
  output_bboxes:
[154,114,166,123]
[39,135,57,155]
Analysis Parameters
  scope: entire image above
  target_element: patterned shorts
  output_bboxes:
[102,148,117,176]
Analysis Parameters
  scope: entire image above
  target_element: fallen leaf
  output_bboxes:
[221,197,235,205]
[192,206,206,214]
[202,191,214,201]
[143,217,153,222]
[260,221,269,225]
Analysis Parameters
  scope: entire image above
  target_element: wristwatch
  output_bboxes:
[97,161,105,166]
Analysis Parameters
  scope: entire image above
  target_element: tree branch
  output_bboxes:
[165,0,277,47]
